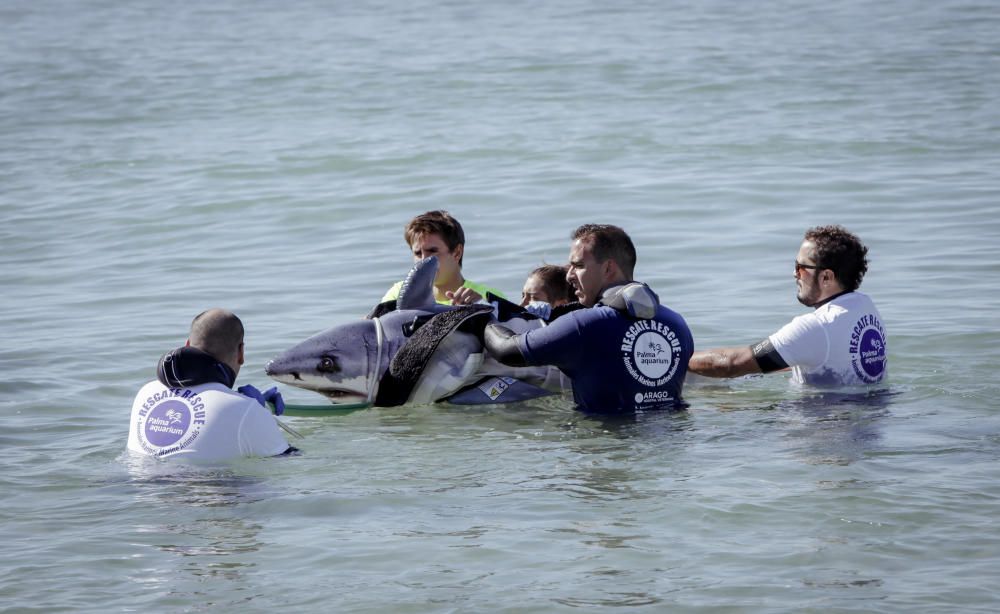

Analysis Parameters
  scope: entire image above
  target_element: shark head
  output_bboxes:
[265,319,383,404]
[265,256,453,404]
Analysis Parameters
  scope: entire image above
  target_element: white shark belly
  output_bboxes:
[409,331,486,404]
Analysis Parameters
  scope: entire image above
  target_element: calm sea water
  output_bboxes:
[2,0,999,611]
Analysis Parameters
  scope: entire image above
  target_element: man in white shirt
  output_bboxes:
[689,225,887,387]
[128,309,297,461]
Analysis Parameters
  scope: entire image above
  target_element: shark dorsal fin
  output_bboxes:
[397,256,439,310]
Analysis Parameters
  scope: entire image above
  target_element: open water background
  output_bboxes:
[2,0,999,611]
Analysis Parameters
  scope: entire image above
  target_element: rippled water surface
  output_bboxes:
[2,0,999,611]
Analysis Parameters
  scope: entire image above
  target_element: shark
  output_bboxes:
[265,257,567,407]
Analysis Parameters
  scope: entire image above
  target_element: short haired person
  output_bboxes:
[689,225,887,386]
[484,224,694,413]
[128,309,297,461]
[381,210,505,305]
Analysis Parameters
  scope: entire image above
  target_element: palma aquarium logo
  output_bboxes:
[620,320,683,387]
[850,314,886,384]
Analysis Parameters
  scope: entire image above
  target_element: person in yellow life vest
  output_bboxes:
[381,210,505,306]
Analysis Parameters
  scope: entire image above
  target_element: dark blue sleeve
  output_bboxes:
[517,311,587,372]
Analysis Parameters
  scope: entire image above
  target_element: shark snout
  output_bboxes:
[265,359,302,381]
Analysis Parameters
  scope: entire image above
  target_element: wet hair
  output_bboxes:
[571,224,637,279]
[404,210,466,266]
[529,264,574,304]
[804,225,869,291]
[189,309,244,364]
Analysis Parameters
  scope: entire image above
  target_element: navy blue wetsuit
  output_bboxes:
[516,300,693,413]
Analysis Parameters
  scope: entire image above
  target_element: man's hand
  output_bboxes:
[238,384,286,415]
[483,323,528,367]
[446,287,483,305]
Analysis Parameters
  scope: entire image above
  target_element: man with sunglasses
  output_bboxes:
[689,225,887,387]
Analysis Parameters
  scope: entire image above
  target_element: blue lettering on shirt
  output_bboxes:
[849,313,886,383]
[520,304,693,413]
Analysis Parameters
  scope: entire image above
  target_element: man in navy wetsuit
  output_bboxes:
[484,224,694,413]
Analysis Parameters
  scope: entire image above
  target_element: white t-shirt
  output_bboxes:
[127,381,290,462]
[769,291,887,387]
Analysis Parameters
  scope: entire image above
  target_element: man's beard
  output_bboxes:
[796,280,820,307]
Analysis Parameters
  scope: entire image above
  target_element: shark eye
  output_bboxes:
[318,356,340,373]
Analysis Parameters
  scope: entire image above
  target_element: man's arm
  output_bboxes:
[485,310,585,372]
[689,347,761,378]
[688,339,788,378]
[483,323,527,367]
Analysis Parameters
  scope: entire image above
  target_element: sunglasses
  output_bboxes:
[794,261,824,273]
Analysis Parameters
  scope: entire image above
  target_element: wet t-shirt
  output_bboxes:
[128,381,289,462]
[769,291,887,387]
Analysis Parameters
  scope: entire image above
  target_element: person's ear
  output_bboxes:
[452,243,464,266]
[238,342,245,366]
[185,339,191,347]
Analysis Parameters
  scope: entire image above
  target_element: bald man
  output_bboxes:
[128,309,296,461]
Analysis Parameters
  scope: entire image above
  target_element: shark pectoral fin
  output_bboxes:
[374,304,494,407]
[410,346,484,405]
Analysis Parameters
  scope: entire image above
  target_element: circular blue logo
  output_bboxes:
[144,399,191,447]
[850,315,886,384]
[859,328,886,378]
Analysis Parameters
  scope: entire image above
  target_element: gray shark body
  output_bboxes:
[265,257,566,406]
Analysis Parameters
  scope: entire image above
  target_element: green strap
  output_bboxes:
[268,400,370,416]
